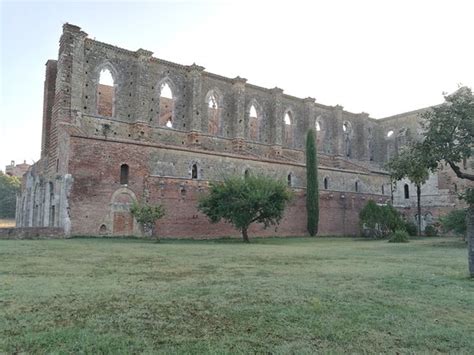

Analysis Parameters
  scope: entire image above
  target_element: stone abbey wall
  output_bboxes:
[16,23,469,237]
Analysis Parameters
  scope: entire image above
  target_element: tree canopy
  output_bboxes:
[418,86,474,184]
[198,174,292,242]
[0,172,21,218]
[130,202,165,238]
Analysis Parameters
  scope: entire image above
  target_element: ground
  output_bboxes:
[1,237,473,353]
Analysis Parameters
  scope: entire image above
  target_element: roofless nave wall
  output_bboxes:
[16,23,465,237]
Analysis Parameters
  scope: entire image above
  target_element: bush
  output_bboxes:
[389,229,409,243]
[404,221,418,236]
[424,224,438,237]
[359,200,404,239]
[439,209,467,236]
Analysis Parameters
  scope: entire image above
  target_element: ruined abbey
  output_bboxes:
[15,24,469,237]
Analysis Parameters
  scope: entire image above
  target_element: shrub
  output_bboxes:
[439,209,467,236]
[389,229,410,243]
[359,200,404,239]
[404,221,418,236]
[424,224,438,237]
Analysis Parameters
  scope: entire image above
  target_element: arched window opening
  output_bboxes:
[287,174,292,187]
[343,121,352,158]
[316,121,321,131]
[404,184,410,199]
[159,82,175,128]
[324,177,328,190]
[387,130,394,138]
[244,169,250,178]
[454,183,458,193]
[343,122,351,133]
[208,93,220,135]
[98,69,114,117]
[284,112,293,146]
[368,140,374,161]
[355,181,359,192]
[382,185,385,195]
[249,104,260,141]
[120,164,129,185]
[192,164,198,179]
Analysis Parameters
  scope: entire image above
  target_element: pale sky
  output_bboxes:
[1,0,473,172]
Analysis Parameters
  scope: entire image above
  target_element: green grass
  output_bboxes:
[1,237,473,353]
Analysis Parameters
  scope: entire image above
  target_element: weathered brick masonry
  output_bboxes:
[16,23,470,237]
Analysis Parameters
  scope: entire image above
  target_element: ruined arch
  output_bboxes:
[342,121,353,158]
[156,77,177,128]
[283,109,295,147]
[205,88,223,136]
[95,61,119,118]
[247,99,263,142]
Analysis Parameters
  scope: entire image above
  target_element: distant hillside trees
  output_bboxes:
[0,172,21,218]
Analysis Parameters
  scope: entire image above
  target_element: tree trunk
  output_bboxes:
[417,184,422,236]
[467,206,474,278]
[242,227,250,243]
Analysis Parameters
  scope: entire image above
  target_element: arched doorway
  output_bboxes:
[111,188,136,235]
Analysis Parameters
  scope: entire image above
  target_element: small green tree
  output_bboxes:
[359,200,404,239]
[130,202,165,239]
[306,129,319,236]
[198,175,292,242]
[386,148,430,236]
[0,172,21,218]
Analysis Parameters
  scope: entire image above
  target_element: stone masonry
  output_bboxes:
[15,24,472,237]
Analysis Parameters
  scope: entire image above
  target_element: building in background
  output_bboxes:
[5,160,30,179]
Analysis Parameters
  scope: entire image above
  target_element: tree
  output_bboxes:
[386,148,430,236]
[0,172,21,218]
[130,202,165,239]
[306,129,319,236]
[413,86,474,276]
[197,175,293,242]
[359,200,404,239]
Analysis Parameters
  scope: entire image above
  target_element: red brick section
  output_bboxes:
[158,97,174,126]
[98,84,113,117]
[68,135,382,238]
[41,60,57,159]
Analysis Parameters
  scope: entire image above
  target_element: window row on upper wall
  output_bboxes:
[94,68,303,147]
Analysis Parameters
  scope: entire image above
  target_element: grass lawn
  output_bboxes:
[1,237,473,353]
